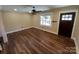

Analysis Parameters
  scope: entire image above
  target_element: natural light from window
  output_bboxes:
[40,16,51,26]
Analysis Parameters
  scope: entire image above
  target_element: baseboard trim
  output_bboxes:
[6,27,32,34]
[6,26,58,35]
[33,26,79,54]
[72,37,79,54]
[5,26,78,54]
[33,26,58,35]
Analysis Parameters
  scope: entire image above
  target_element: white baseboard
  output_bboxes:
[33,26,58,35]
[33,26,79,54]
[6,26,58,35]
[72,37,79,54]
[71,36,76,40]
[6,27,32,34]
[5,26,79,54]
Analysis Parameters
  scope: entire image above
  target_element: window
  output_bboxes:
[40,16,51,26]
[62,14,72,21]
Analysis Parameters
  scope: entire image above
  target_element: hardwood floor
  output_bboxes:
[2,28,76,54]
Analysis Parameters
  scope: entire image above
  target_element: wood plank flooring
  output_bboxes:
[2,28,76,54]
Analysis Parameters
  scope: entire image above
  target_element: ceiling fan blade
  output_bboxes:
[29,5,46,14]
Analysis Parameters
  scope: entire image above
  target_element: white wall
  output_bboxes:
[0,6,2,37]
[0,12,8,43]
[0,12,2,37]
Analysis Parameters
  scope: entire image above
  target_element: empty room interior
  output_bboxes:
[0,5,79,54]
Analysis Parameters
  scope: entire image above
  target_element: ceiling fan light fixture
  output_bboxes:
[31,6,37,13]
[29,6,42,15]
[32,9,36,12]
[14,9,17,11]
[29,11,32,13]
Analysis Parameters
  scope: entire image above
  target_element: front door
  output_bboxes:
[58,12,76,38]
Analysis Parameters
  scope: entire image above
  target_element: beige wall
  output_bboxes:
[2,6,79,38]
[73,9,79,38]
[73,9,79,53]
[33,6,79,38]
[32,6,79,53]
[0,6,79,53]
[33,12,59,34]
[2,12,32,33]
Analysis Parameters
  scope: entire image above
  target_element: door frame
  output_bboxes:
[57,9,78,39]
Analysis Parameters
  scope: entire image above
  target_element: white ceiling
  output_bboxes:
[0,5,70,13]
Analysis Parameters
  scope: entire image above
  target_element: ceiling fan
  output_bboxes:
[30,6,43,14]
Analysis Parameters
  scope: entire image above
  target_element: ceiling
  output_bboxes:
[0,5,70,13]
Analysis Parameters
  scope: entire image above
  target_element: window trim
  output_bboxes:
[40,15,51,27]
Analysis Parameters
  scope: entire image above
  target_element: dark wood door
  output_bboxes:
[58,12,76,38]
